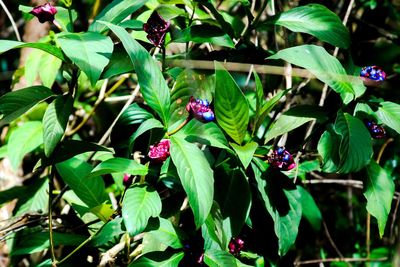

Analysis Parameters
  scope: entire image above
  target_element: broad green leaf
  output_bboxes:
[173,25,235,48]
[88,157,148,178]
[253,71,264,118]
[264,4,350,48]
[54,6,78,32]
[43,94,73,156]
[42,140,112,166]
[201,2,235,38]
[215,61,249,144]
[170,136,214,228]
[230,141,258,169]
[129,118,164,149]
[56,157,108,209]
[334,112,373,173]
[90,0,149,33]
[103,23,171,125]
[364,161,394,237]
[268,45,356,104]
[0,86,54,127]
[202,202,228,250]
[215,164,251,237]
[252,160,302,256]
[7,121,43,170]
[14,178,48,216]
[0,185,27,205]
[376,101,400,135]
[297,186,322,231]
[0,40,65,60]
[122,184,162,236]
[118,19,144,30]
[264,105,327,143]
[129,251,184,267]
[38,51,62,88]
[317,126,341,173]
[177,120,230,150]
[204,249,238,267]
[170,69,214,125]
[12,232,86,255]
[91,217,124,247]
[144,218,183,250]
[254,88,291,133]
[91,203,115,222]
[101,45,134,79]
[58,32,113,86]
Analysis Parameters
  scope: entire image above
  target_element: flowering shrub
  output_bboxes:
[0,0,399,266]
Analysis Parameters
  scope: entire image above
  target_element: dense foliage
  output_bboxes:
[0,0,399,266]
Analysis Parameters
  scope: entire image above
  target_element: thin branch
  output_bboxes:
[0,0,21,41]
[49,168,57,264]
[322,221,345,260]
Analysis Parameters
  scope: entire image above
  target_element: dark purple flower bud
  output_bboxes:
[30,3,57,23]
[148,139,170,162]
[143,11,170,47]
[186,96,215,122]
[364,120,386,139]
[268,147,296,171]
[229,237,245,256]
[360,66,386,86]
[123,174,133,187]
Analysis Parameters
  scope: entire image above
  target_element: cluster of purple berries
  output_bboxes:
[143,11,170,47]
[365,120,386,139]
[148,139,170,162]
[228,237,245,256]
[268,146,296,171]
[186,96,215,122]
[360,66,386,82]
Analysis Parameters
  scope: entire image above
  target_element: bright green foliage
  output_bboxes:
[122,184,162,236]
[364,161,395,237]
[88,157,148,178]
[215,61,249,144]
[170,135,214,228]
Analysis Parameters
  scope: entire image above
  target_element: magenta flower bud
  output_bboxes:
[143,11,170,47]
[30,3,57,23]
[268,146,296,171]
[229,237,245,256]
[123,174,133,187]
[186,96,215,122]
[148,139,171,162]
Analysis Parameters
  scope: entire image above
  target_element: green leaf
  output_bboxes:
[215,164,251,237]
[0,86,54,127]
[12,232,86,255]
[252,160,302,256]
[0,185,28,205]
[42,140,112,166]
[202,202,228,250]
[103,23,171,125]
[58,32,113,86]
[14,178,48,216]
[297,186,322,231]
[38,52,62,88]
[364,161,394,237]
[129,118,164,149]
[317,126,341,173]
[43,94,73,156]
[268,45,357,104]
[178,120,230,150]
[56,157,108,209]
[204,249,238,267]
[334,111,373,173]
[254,71,264,119]
[101,45,134,79]
[122,184,162,236]
[376,101,400,135]
[170,135,214,228]
[90,0,149,33]
[7,121,43,170]
[54,6,78,32]
[230,141,258,169]
[264,105,327,143]
[215,61,249,144]
[129,251,184,267]
[144,218,183,249]
[0,40,65,60]
[173,25,235,48]
[91,217,124,247]
[88,157,148,178]
[264,4,350,48]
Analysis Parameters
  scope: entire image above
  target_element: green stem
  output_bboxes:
[162,46,166,72]
[166,117,190,136]
[48,167,56,264]
[67,6,75,32]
